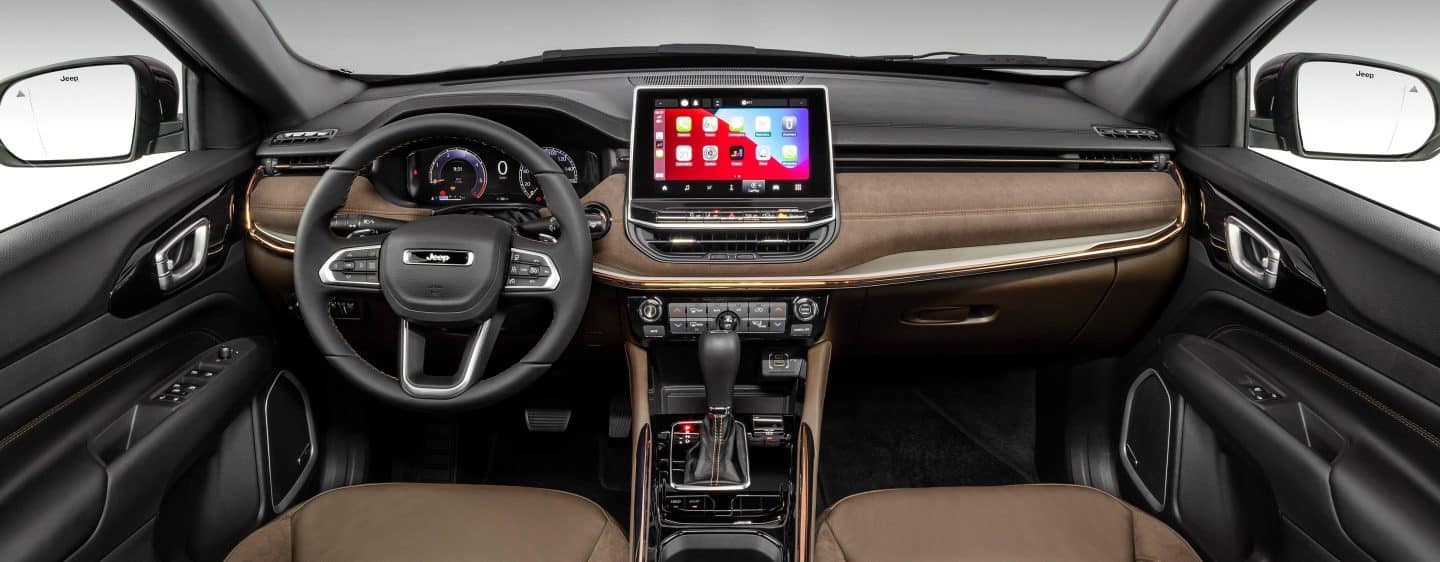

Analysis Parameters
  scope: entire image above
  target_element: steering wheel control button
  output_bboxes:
[503,248,559,291]
[320,244,384,288]
[793,297,819,322]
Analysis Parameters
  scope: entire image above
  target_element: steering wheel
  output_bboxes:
[292,114,592,411]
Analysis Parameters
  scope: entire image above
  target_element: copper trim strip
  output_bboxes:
[593,166,1188,290]
[241,168,298,256]
[796,424,815,562]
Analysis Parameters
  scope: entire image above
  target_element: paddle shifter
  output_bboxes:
[683,313,750,488]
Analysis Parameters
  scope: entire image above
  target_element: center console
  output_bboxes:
[626,86,834,562]
[626,86,837,264]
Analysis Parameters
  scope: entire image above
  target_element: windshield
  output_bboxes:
[258,0,1173,76]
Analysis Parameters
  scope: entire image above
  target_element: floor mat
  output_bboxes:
[818,360,1037,509]
[372,363,632,525]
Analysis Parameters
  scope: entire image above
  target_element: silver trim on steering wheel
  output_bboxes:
[399,318,496,399]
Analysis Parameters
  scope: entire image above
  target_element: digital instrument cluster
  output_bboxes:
[404,144,581,205]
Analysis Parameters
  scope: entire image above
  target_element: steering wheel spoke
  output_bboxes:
[317,238,386,291]
[399,313,505,399]
[502,237,561,297]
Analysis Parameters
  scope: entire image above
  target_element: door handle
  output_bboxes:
[153,217,210,291]
[1224,215,1282,290]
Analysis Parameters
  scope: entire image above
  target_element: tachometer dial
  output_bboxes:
[427,147,487,202]
[518,147,579,200]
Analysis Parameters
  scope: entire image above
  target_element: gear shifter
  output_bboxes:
[683,317,750,488]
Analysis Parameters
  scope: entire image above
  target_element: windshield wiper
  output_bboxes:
[865,52,1109,70]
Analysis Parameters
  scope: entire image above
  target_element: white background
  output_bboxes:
[1248,0,1440,228]
[0,0,183,232]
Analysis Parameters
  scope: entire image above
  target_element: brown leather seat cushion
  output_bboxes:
[814,484,1200,562]
[225,483,628,562]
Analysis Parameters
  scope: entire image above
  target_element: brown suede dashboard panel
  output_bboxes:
[246,170,1183,286]
[246,174,430,242]
[582,170,1183,278]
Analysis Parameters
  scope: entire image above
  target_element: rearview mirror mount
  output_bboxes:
[1252,53,1440,161]
[0,56,178,167]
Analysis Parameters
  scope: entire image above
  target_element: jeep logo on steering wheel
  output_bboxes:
[401,249,473,266]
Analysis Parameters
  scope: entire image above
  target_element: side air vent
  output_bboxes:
[630,225,831,262]
[271,129,338,145]
[261,156,334,174]
[628,73,803,86]
[1093,125,1161,141]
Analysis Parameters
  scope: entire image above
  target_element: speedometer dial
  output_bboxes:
[427,147,488,202]
[518,147,579,200]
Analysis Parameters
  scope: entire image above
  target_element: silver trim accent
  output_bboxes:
[1224,215,1282,290]
[264,371,318,513]
[153,217,210,291]
[668,419,753,492]
[626,85,839,249]
[401,249,474,266]
[252,223,296,245]
[399,318,495,399]
[318,244,382,288]
[1119,368,1171,512]
[504,247,561,292]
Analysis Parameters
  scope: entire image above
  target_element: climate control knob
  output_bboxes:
[793,297,819,322]
[715,310,740,332]
[638,297,664,323]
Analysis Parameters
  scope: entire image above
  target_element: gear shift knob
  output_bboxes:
[698,328,740,411]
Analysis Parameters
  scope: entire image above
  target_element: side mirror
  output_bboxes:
[1252,53,1440,161]
[0,56,178,167]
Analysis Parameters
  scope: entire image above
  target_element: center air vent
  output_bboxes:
[629,225,831,263]
[628,73,802,86]
[1093,125,1161,141]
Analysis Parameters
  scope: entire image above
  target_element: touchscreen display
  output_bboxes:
[631,88,831,199]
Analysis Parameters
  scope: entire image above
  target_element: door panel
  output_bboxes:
[0,150,277,561]
[1117,140,1440,562]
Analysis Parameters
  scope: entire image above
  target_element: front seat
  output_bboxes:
[814,484,1200,562]
[226,483,628,562]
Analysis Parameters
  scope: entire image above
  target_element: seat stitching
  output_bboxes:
[1208,325,1440,449]
[826,521,850,562]
[584,517,612,562]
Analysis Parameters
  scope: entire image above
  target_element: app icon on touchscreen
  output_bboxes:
[755,116,771,133]
[702,116,719,132]
[702,145,719,161]
[675,116,692,133]
[728,116,745,132]
[756,146,772,161]
[729,146,745,160]
[780,145,798,161]
[676,145,693,162]
[782,115,797,131]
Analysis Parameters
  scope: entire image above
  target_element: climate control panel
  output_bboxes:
[627,295,827,341]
